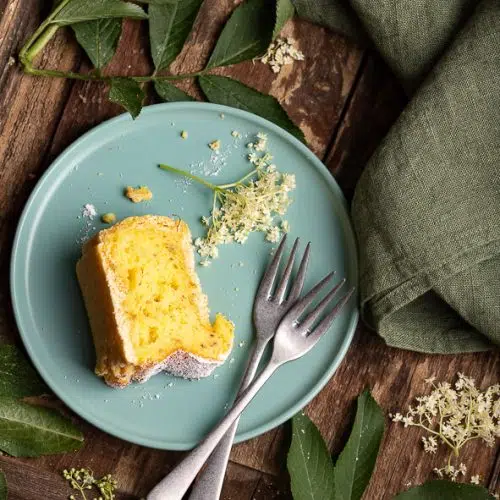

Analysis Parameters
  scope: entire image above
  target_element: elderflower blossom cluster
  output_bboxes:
[390,373,500,482]
[260,37,305,73]
[63,467,118,500]
[433,462,468,482]
[195,133,295,266]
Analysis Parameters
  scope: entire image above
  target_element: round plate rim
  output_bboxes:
[10,102,359,450]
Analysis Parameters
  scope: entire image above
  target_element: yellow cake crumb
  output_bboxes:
[208,140,221,151]
[101,213,116,224]
[181,130,188,139]
[125,186,153,203]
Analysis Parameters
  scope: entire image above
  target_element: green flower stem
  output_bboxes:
[211,192,220,229]
[159,164,224,192]
[218,168,258,189]
[417,414,457,453]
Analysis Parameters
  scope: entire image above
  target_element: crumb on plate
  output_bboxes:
[101,213,116,224]
[208,140,221,151]
[181,130,188,139]
[125,186,153,203]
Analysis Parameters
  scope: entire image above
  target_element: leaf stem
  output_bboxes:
[19,0,71,63]
[134,70,208,82]
[159,164,222,192]
[22,25,60,64]
[18,2,209,94]
[24,65,107,81]
[21,66,208,83]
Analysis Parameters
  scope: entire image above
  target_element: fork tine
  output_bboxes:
[287,242,311,303]
[274,238,299,303]
[306,288,355,342]
[299,278,346,332]
[286,271,335,320]
[257,234,287,299]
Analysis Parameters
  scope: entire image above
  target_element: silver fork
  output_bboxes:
[147,268,354,500]
[188,235,310,500]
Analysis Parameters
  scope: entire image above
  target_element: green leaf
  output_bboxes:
[0,345,48,398]
[0,470,6,500]
[149,0,203,71]
[109,78,145,118]
[287,412,335,500]
[333,390,384,500]
[206,0,274,69]
[0,397,83,457]
[53,0,147,26]
[72,18,122,68]
[155,81,194,102]
[394,480,496,499]
[273,0,295,39]
[199,75,304,142]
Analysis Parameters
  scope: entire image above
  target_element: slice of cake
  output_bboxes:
[76,215,234,387]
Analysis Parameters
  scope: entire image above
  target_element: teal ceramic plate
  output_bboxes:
[11,103,358,450]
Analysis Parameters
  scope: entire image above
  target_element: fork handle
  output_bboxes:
[188,338,270,500]
[147,360,280,500]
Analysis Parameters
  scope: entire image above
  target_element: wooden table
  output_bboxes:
[1,1,498,498]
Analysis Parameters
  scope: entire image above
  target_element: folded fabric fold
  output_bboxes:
[294,0,500,352]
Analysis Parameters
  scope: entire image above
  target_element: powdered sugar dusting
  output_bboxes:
[127,347,232,387]
[82,203,97,218]
[173,133,244,197]
[77,203,97,244]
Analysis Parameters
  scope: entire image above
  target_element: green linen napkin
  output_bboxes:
[293,0,500,352]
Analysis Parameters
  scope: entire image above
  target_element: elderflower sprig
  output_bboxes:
[390,373,500,482]
[159,133,295,266]
[63,468,117,500]
[258,37,305,73]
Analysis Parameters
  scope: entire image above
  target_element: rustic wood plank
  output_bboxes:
[0,1,9,20]
[325,53,407,200]
[0,457,68,500]
[0,453,282,500]
[216,19,363,158]
[0,0,80,348]
[230,429,282,475]
[251,469,291,500]
[220,462,261,500]
[170,1,364,157]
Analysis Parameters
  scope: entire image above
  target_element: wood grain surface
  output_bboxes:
[0,1,498,499]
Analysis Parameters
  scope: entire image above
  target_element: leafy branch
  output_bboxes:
[18,0,303,139]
